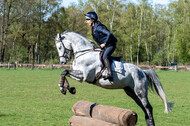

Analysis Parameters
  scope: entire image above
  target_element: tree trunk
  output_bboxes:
[137,6,143,65]
[109,0,117,32]
[0,0,6,62]
[130,15,133,63]
[144,15,149,64]
[172,30,176,62]
[0,0,12,62]
[32,45,35,70]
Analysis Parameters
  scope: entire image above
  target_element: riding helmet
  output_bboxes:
[85,12,98,21]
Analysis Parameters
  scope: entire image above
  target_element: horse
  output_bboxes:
[55,31,173,126]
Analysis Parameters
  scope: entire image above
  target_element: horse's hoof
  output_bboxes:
[61,90,67,95]
[61,87,67,95]
[69,87,76,94]
[146,119,155,126]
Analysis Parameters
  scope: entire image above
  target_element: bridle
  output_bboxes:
[56,33,100,60]
[56,37,72,60]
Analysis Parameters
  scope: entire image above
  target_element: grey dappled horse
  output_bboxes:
[55,31,173,126]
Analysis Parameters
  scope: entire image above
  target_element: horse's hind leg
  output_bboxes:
[124,87,155,126]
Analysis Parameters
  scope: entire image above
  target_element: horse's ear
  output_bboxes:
[58,33,65,41]
[59,33,61,39]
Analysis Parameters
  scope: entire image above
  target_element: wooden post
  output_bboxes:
[50,64,53,70]
[13,63,16,70]
[175,65,178,71]
[8,63,10,69]
[31,64,34,70]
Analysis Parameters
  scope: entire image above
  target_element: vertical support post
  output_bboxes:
[50,64,53,70]
[13,63,16,70]
[31,64,34,70]
[175,65,178,71]
[8,62,10,69]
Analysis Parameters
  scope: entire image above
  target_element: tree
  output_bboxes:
[0,0,14,62]
[0,0,189,65]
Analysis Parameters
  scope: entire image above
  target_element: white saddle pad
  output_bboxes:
[111,60,124,74]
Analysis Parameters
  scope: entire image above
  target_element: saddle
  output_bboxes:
[111,56,122,62]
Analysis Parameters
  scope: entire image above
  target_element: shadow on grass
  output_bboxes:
[0,114,16,117]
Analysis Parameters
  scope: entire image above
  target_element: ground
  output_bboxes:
[0,68,190,126]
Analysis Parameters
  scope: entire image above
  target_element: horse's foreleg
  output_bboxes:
[58,70,83,95]
[58,75,67,95]
[61,70,84,81]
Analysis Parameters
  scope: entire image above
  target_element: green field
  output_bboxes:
[0,68,190,126]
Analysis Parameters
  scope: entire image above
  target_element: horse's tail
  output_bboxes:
[143,69,174,113]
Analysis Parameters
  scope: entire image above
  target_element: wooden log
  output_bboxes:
[69,116,119,126]
[72,101,137,126]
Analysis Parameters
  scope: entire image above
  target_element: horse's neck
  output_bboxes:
[71,38,93,53]
[72,51,102,72]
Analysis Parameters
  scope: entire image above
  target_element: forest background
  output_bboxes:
[0,0,189,66]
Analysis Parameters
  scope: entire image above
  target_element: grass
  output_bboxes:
[0,68,190,126]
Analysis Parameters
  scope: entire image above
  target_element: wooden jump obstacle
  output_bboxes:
[69,101,137,126]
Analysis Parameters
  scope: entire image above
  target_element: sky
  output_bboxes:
[61,0,170,8]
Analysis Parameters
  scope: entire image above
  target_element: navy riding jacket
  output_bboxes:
[92,22,117,46]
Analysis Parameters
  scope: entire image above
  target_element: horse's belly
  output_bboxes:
[96,74,133,89]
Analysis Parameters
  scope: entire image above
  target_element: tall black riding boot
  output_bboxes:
[103,58,113,81]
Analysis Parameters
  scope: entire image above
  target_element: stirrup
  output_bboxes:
[103,74,113,81]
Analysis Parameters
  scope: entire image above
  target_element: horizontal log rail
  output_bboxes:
[0,63,189,71]
[0,63,71,70]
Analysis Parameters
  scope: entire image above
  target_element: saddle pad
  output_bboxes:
[111,60,124,74]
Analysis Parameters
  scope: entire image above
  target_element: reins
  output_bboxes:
[74,48,101,59]
[74,48,99,55]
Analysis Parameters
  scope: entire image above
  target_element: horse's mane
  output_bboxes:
[62,31,96,48]
[63,31,87,39]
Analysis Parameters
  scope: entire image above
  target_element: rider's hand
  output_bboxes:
[100,44,106,48]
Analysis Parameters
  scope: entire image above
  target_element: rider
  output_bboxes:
[85,11,117,81]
